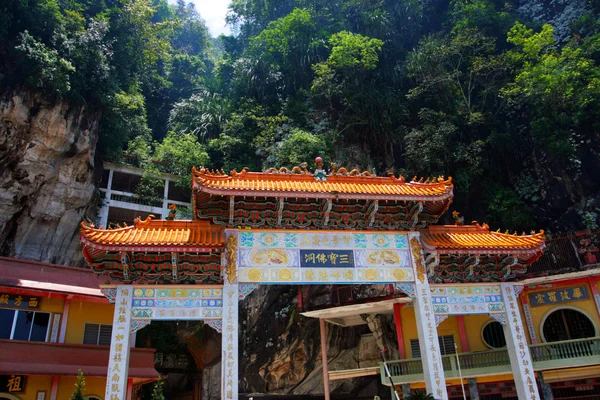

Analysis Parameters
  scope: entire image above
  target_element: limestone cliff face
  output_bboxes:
[202,285,394,399]
[518,0,591,42]
[0,89,99,265]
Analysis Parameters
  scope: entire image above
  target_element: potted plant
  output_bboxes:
[579,238,599,265]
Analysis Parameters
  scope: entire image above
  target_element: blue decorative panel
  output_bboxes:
[237,230,414,284]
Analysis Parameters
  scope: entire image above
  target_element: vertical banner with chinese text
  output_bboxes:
[221,283,238,400]
[222,231,239,400]
[105,286,133,400]
[501,283,540,400]
[409,232,448,400]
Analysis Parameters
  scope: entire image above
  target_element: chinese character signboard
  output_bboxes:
[237,231,414,284]
[1,375,27,393]
[300,250,354,268]
[0,293,39,309]
[130,287,222,321]
[528,286,589,307]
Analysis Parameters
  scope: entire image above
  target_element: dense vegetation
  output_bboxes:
[1,0,599,232]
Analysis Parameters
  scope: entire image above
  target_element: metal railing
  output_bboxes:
[105,153,181,175]
[381,337,600,385]
[528,230,600,276]
[110,192,164,208]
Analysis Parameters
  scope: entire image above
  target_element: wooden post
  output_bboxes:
[393,303,405,359]
[319,318,331,400]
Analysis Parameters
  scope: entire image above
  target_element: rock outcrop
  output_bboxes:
[518,0,591,42]
[0,89,99,265]
[197,285,393,399]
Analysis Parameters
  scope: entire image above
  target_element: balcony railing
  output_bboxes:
[110,192,164,208]
[527,230,600,277]
[381,336,600,385]
[105,153,180,175]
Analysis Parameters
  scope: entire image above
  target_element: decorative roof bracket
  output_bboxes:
[121,252,129,280]
[171,252,178,281]
[467,255,480,279]
[276,197,285,227]
[503,255,519,279]
[410,201,424,229]
[322,198,333,227]
[228,196,235,226]
[367,200,379,227]
[425,252,440,280]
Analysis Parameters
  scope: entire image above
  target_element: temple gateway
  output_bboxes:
[80,160,549,400]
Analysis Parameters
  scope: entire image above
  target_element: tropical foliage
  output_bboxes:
[1,0,599,231]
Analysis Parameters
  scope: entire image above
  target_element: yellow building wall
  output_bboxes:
[526,282,600,342]
[39,297,65,314]
[400,307,499,356]
[65,300,115,344]
[461,314,494,352]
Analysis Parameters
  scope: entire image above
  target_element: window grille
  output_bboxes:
[83,323,113,346]
[543,309,595,342]
[410,334,456,358]
[482,321,507,348]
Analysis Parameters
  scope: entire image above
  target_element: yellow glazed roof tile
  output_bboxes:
[80,217,225,248]
[421,223,545,252]
[191,167,454,199]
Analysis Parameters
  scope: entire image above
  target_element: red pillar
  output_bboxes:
[393,303,406,359]
[126,378,133,400]
[457,315,469,352]
[297,285,303,311]
[319,318,331,400]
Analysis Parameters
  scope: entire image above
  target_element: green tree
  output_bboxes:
[168,91,231,140]
[151,376,165,400]
[501,23,600,162]
[69,370,86,400]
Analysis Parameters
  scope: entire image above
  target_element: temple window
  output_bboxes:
[0,309,50,342]
[542,308,596,342]
[482,321,506,348]
[167,183,190,203]
[83,323,113,346]
[110,171,143,193]
[410,335,456,358]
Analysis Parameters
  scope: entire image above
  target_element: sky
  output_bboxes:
[189,0,232,36]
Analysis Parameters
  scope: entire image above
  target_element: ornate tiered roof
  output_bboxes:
[192,163,453,230]
[80,218,223,283]
[80,217,224,251]
[421,223,545,255]
[192,167,453,200]
[80,160,545,284]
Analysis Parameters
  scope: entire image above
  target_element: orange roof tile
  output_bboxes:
[421,223,545,254]
[192,167,453,200]
[80,217,224,250]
